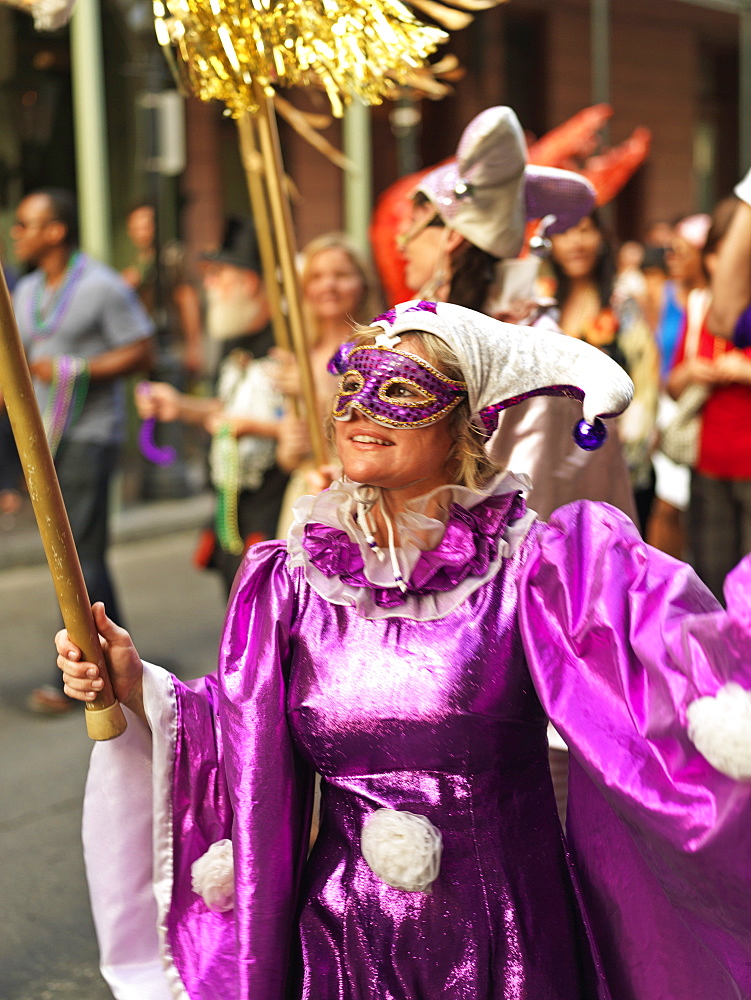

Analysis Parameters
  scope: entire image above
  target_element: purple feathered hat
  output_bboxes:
[415,107,596,260]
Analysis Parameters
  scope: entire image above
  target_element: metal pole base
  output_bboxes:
[85,699,128,741]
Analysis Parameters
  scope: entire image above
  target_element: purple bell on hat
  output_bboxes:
[573,418,608,451]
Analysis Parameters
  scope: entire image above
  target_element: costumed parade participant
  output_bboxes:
[398,106,639,524]
[58,299,751,1000]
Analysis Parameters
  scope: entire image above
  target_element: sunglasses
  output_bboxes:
[12,218,56,231]
[396,212,445,251]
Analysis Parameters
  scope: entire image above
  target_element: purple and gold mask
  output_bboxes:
[332,345,468,429]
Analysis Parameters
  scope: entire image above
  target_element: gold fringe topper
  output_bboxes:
[152,0,500,118]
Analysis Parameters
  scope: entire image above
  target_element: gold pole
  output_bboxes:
[251,85,326,466]
[0,268,126,741]
[236,112,291,355]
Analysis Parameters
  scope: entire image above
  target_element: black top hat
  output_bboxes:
[201,215,262,272]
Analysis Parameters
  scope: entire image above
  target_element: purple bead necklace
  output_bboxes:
[138,418,178,466]
[43,355,90,457]
[135,382,178,466]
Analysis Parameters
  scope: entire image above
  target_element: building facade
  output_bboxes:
[0,0,745,269]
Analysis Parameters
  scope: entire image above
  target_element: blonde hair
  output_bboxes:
[300,233,382,346]
[328,326,502,492]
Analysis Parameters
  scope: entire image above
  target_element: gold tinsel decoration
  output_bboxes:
[152,0,454,118]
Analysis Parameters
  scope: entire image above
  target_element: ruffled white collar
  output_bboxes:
[287,472,537,621]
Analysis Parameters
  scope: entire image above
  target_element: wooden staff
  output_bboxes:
[0,267,126,741]
[249,84,326,466]
[236,112,292,356]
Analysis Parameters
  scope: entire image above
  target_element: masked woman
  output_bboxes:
[59,300,750,1000]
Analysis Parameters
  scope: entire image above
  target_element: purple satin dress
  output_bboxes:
[82,489,751,1000]
[286,503,601,999]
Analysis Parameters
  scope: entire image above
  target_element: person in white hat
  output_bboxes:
[400,106,638,526]
[56,300,751,1000]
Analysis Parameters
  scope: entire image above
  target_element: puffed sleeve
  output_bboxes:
[82,542,312,1000]
[217,542,314,1000]
[518,501,751,1000]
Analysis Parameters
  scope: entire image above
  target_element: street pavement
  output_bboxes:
[0,530,226,1000]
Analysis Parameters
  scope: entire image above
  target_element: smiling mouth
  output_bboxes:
[351,434,394,446]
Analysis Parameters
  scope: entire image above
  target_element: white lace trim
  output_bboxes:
[287,472,537,621]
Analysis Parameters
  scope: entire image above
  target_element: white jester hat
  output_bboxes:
[345,300,635,450]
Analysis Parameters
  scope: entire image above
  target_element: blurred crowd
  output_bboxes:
[2,111,751,713]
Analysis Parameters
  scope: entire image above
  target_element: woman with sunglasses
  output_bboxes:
[398,107,638,525]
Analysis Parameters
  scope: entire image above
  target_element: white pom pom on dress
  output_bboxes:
[687,683,751,781]
[361,808,442,892]
[191,839,235,912]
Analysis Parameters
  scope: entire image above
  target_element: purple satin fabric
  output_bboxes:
[167,674,237,993]
[163,499,751,1000]
[287,536,602,1000]
[520,502,751,1000]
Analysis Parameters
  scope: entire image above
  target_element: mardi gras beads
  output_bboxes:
[28,252,87,342]
[43,355,90,457]
[214,421,244,555]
